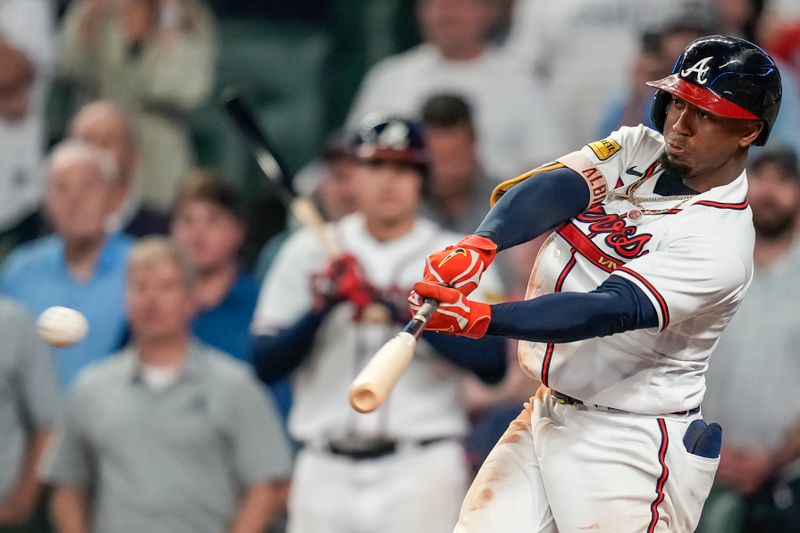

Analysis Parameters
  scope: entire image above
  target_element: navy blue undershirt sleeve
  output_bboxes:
[475,167,590,251]
[250,309,327,384]
[422,332,507,385]
[487,276,659,343]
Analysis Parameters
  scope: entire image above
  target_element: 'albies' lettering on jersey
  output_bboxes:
[556,150,617,207]
[582,167,608,206]
[575,206,652,259]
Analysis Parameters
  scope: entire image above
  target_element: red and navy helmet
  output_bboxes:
[647,35,782,146]
[350,115,428,167]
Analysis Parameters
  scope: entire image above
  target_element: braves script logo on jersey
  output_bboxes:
[575,206,652,259]
[680,56,713,84]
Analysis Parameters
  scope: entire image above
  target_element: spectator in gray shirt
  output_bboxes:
[41,236,292,533]
[0,297,59,529]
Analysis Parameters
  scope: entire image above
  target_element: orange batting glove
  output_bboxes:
[422,235,497,296]
[408,282,492,339]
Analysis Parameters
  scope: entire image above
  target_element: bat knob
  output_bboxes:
[349,385,380,414]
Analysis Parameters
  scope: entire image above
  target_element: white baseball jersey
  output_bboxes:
[252,213,503,445]
[504,125,754,414]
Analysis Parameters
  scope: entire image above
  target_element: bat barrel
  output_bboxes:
[348,299,439,413]
[349,331,416,413]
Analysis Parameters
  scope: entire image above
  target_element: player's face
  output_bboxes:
[126,259,195,343]
[353,160,423,225]
[748,161,800,238]
[171,200,245,275]
[661,96,762,183]
[45,160,116,244]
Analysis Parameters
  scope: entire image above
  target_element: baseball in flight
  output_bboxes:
[36,306,89,348]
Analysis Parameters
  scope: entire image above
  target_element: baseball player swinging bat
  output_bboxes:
[222,90,340,257]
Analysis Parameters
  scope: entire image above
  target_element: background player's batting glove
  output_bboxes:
[409,282,491,339]
[422,235,497,296]
[311,254,376,312]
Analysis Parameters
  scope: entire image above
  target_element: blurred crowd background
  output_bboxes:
[1,0,800,532]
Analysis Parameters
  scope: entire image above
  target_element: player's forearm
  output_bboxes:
[487,276,658,343]
[422,332,507,384]
[228,484,276,533]
[51,487,90,533]
[250,310,327,383]
[475,167,589,251]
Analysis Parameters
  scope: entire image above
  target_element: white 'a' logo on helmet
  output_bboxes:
[381,121,411,149]
[680,56,714,85]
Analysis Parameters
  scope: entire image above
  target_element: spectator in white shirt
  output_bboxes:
[347,0,560,180]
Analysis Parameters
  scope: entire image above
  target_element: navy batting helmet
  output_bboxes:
[350,115,428,167]
[647,35,782,146]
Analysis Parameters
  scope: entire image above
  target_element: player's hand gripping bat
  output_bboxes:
[222,90,340,257]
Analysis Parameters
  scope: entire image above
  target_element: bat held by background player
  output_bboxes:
[221,89,340,257]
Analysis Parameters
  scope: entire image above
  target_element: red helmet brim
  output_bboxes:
[646,75,760,120]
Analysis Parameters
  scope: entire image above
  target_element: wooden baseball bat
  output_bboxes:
[349,298,438,413]
[222,90,340,257]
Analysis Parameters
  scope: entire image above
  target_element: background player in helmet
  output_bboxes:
[407,35,782,532]
[250,116,506,533]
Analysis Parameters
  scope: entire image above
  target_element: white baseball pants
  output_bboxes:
[454,386,718,533]
[288,439,468,533]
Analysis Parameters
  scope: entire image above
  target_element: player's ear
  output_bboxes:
[738,120,763,148]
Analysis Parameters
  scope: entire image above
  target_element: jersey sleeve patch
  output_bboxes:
[556,151,608,206]
[587,137,622,161]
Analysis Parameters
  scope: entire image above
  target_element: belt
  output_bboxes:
[551,390,700,416]
[325,436,452,461]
